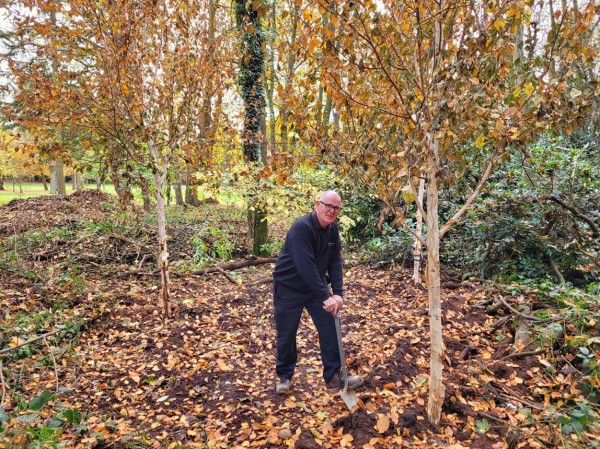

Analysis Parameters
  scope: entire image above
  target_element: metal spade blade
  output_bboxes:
[334,313,359,411]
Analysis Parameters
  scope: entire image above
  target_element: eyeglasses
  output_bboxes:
[319,201,342,213]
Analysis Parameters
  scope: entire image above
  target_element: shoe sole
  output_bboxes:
[326,379,364,394]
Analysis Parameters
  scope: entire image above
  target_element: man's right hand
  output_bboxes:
[323,296,343,316]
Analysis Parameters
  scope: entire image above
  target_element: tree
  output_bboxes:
[0,129,52,188]
[235,0,270,255]
[312,0,598,424]
[5,0,234,317]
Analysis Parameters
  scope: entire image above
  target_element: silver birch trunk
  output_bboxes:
[149,141,171,318]
[426,132,445,425]
[412,177,426,283]
[425,0,445,425]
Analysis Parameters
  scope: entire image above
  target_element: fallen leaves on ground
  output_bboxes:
[1,192,598,449]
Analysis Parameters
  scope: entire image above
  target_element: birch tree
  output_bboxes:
[5,0,232,317]
[312,0,598,424]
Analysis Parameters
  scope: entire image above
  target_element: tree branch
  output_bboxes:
[543,195,599,239]
[439,151,498,239]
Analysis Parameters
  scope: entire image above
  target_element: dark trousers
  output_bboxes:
[274,284,340,383]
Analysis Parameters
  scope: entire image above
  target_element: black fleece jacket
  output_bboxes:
[273,212,343,301]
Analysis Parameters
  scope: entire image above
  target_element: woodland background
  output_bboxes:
[0,0,599,448]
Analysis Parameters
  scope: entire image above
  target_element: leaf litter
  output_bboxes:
[1,191,598,449]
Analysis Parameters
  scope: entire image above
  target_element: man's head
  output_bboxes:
[315,190,342,228]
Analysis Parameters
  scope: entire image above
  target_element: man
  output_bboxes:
[272,190,363,395]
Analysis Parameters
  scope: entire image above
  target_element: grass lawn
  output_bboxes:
[0,182,236,206]
[0,183,118,205]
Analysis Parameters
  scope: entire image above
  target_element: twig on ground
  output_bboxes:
[492,315,511,329]
[0,328,64,356]
[498,297,545,322]
[108,233,146,247]
[481,384,544,411]
[245,277,273,285]
[137,254,149,270]
[32,235,87,260]
[215,267,240,285]
[474,298,495,309]
[459,346,475,361]
[499,349,546,361]
[495,384,544,411]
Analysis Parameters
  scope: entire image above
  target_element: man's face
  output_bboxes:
[315,193,342,228]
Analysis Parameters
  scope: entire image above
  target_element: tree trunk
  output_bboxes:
[322,94,333,131]
[425,132,444,426]
[332,108,340,160]
[253,113,270,255]
[109,171,128,203]
[236,0,269,256]
[149,141,171,318]
[139,176,152,212]
[50,159,66,195]
[315,86,323,127]
[174,177,184,206]
[185,168,200,206]
[278,2,299,154]
[0,177,4,191]
[72,171,82,190]
[280,111,289,153]
[412,177,426,283]
[267,1,277,153]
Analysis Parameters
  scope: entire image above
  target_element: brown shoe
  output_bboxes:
[275,378,292,395]
[326,372,363,394]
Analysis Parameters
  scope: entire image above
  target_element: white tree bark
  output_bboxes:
[426,132,445,425]
[149,140,171,318]
[412,177,426,283]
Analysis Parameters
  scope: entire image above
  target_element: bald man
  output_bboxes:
[272,190,363,395]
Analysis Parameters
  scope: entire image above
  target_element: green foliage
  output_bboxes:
[502,277,600,437]
[360,223,413,264]
[208,226,235,261]
[340,187,416,263]
[0,391,81,449]
[442,132,599,290]
[338,192,383,242]
[55,265,86,293]
[558,401,597,436]
[188,227,236,269]
[203,164,335,226]
[474,418,490,435]
[28,390,54,411]
[260,240,282,257]
[578,347,597,374]
[80,219,123,234]
[190,235,210,267]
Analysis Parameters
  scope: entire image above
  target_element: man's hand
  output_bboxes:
[323,295,344,316]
